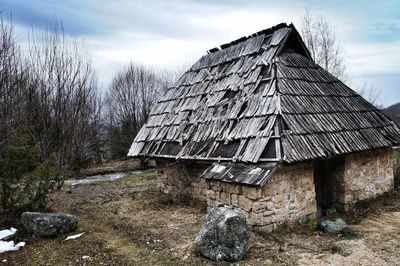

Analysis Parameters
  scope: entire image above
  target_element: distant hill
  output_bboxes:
[384,102,400,123]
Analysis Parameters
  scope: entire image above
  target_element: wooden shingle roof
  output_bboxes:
[128,23,400,168]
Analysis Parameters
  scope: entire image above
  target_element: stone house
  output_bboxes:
[128,23,400,232]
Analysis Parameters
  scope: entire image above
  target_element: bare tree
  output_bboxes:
[0,14,27,144]
[300,9,348,81]
[105,62,171,158]
[26,21,103,171]
[357,82,383,108]
[0,16,103,212]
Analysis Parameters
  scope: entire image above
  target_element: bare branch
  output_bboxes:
[300,9,348,81]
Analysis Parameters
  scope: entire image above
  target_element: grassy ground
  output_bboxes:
[2,171,400,265]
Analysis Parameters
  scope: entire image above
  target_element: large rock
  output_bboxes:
[195,205,250,262]
[320,218,348,234]
[21,212,77,237]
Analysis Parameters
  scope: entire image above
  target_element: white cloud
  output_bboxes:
[4,0,400,105]
[346,42,400,77]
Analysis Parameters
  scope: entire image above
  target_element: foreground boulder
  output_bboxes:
[320,218,348,234]
[195,205,250,262]
[21,212,77,238]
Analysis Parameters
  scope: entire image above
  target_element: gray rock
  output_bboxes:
[320,218,348,234]
[21,212,77,237]
[195,205,250,262]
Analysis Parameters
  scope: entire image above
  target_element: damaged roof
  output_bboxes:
[128,23,400,167]
[202,162,278,186]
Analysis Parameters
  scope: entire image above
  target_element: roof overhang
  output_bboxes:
[201,162,278,187]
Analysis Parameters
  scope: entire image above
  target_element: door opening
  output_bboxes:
[313,158,344,216]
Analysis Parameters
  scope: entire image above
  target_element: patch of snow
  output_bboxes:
[65,173,125,186]
[0,241,25,253]
[64,232,85,241]
[65,169,152,187]
[0,228,17,240]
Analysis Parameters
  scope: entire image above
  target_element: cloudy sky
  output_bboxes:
[1,0,399,106]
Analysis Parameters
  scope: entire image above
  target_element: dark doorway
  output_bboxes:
[313,158,344,216]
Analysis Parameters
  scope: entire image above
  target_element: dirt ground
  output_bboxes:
[2,171,400,265]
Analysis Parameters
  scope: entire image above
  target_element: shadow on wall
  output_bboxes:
[394,148,400,187]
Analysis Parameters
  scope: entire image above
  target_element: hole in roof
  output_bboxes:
[260,65,272,78]
[217,62,230,74]
[187,110,193,120]
[281,118,290,131]
[237,101,248,118]
[228,120,238,135]
[160,141,181,156]
[222,90,238,100]
[254,81,269,94]
[210,140,241,158]
[282,30,311,60]
[260,139,277,159]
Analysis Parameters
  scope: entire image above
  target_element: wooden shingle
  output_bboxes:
[128,23,400,184]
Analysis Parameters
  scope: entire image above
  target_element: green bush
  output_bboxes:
[0,126,63,214]
[308,217,319,231]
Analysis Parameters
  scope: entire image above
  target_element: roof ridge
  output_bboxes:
[207,23,290,54]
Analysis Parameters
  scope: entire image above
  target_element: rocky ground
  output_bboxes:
[1,170,400,265]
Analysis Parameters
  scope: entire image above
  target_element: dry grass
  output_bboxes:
[2,171,400,265]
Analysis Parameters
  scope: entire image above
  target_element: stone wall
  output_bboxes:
[206,162,317,232]
[156,160,317,231]
[155,160,209,205]
[338,148,394,210]
[155,148,394,231]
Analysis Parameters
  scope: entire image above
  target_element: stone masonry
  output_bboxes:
[338,148,394,210]
[156,160,209,205]
[206,162,317,232]
[155,148,394,232]
[157,159,317,232]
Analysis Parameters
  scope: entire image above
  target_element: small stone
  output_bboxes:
[82,256,91,261]
[320,218,348,234]
[195,205,250,262]
[21,212,77,238]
